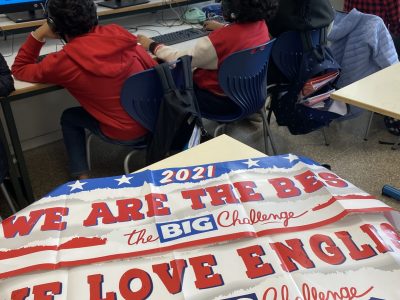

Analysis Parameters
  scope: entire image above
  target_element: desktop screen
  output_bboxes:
[0,0,45,22]
[0,0,44,13]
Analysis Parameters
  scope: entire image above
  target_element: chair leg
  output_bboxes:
[124,150,138,174]
[392,136,400,150]
[322,127,329,146]
[86,133,94,171]
[1,182,16,214]
[260,109,277,155]
[214,124,226,137]
[364,112,374,141]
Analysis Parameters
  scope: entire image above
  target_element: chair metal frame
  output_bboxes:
[85,133,147,175]
[86,59,186,175]
[201,39,277,155]
[85,59,177,174]
[118,58,187,173]
[0,139,17,218]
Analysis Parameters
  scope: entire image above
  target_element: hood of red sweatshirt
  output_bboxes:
[62,24,141,78]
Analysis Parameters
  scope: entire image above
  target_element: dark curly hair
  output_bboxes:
[222,0,279,23]
[47,0,98,38]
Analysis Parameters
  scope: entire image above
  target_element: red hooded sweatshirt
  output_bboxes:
[12,24,157,141]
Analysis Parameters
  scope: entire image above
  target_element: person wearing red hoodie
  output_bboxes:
[12,0,157,179]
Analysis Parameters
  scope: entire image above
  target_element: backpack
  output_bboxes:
[268,29,346,135]
[146,56,205,164]
[267,0,335,37]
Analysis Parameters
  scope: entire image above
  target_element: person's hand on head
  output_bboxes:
[33,22,59,42]
[203,20,225,31]
[137,34,154,51]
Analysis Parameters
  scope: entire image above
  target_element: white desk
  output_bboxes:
[144,134,265,171]
[331,63,400,201]
[331,63,400,120]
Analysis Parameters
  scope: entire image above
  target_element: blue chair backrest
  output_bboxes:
[271,30,323,82]
[120,59,185,132]
[214,39,275,122]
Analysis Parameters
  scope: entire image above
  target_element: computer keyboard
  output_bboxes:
[151,28,209,46]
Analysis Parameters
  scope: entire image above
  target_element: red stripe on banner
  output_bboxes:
[0,231,256,279]
[0,195,376,260]
[0,237,106,260]
[312,195,377,211]
[0,206,393,280]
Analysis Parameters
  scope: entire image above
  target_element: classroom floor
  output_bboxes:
[1,110,399,218]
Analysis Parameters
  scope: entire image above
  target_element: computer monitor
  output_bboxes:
[0,0,46,23]
[97,0,149,9]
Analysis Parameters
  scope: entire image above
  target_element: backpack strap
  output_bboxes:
[180,55,193,90]
[155,61,178,92]
[300,27,329,63]
[320,26,327,46]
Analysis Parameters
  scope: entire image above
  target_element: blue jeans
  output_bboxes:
[60,107,146,176]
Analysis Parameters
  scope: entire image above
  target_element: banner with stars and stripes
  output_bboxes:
[0,154,397,289]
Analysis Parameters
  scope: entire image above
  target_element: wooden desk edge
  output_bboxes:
[0,0,190,31]
[331,92,400,120]
[4,83,59,99]
[141,135,266,171]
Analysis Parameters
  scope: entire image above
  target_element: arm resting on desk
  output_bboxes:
[11,34,67,84]
[154,36,218,70]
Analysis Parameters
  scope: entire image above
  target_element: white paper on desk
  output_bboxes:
[328,100,348,115]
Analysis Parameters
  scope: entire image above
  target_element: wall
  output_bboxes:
[331,0,344,10]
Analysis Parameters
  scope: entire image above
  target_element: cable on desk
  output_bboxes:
[158,0,188,27]
[167,0,186,23]
[126,25,162,36]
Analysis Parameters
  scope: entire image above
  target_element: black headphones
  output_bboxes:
[221,0,240,22]
[44,0,66,42]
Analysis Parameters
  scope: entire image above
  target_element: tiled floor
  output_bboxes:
[1,110,399,218]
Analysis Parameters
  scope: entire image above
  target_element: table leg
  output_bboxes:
[0,117,29,209]
[391,136,400,150]
[1,99,35,204]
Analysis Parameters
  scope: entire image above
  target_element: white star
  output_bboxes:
[68,180,87,191]
[283,154,298,163]
[243,158,260,168]
[115,175,133,186]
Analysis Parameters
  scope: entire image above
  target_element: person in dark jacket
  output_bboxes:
[0,54,14,97]
[0,53,14,198]
[12,0,157,179]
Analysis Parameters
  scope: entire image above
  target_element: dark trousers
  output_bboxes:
[60,107,146,176]
[193,84,240,116]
